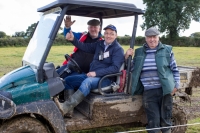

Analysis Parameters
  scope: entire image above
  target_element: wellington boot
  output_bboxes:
[54,90,85,118]
[62,90,85,116]
[64,89,75,100]
[58,89,74,102]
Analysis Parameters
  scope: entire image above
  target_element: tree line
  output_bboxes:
[1,35,200,47]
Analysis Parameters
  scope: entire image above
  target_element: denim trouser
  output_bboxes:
[64,73,112,96]
[56,64,80,78]
[143,88,172,133]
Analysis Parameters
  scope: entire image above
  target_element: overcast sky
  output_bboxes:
[0,0,200,37]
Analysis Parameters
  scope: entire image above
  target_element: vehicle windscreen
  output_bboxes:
[22,7,62,68]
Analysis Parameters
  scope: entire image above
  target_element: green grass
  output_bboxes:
[186,117,200,133]
[0,47,26,76]
[173,46,200,66]
[1,45,200,76]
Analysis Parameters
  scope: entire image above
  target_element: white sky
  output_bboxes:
[0,0,200,37]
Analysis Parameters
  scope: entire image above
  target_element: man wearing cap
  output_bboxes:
[58,16,102,75]
[125,27,180,133]
[57,24,124,118]
[56,16,103,102]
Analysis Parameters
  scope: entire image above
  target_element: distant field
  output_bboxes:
[0,45,200,76]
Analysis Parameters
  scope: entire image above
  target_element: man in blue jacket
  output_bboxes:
[125,27,180,133]
[60,24,124,118]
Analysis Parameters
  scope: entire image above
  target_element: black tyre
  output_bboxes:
[171,103,187,133]
[0,116,49,133]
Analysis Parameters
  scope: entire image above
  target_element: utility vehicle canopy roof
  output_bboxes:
[37,0,144,18]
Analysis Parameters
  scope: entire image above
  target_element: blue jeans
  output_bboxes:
[56,64,80,78]
[143,88,172,133]
[64,74,112,96]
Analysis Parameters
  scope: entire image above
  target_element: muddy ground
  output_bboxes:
[176,68,200,120]
[174,87,200,120]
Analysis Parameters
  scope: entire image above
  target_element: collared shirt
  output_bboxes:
[104,41,112,52]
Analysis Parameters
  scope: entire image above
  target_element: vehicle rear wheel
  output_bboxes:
[0,116,49,133]
[171,103,187,133]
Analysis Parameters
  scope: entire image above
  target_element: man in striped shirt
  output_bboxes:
[125,27,180,133]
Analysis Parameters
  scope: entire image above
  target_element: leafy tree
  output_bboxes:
[25,23,37,38]
[12,31,25,37]
[0,31,6,38]
[59,27,63,32]
[141,0,200,40]
[58,27,64,35]
[191,32,200,37]
[24,23,63,38]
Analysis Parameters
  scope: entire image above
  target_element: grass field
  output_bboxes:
[0,45,200,132]
[1,45,200,76]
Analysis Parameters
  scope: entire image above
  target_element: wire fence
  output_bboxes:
[116,123,200,133]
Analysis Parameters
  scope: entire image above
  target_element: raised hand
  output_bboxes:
[64,15,76,28]
[66,30,74,41]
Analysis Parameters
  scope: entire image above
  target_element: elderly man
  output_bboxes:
[58,16,102,75]
[62,16,102,68]
[57,16,103,102]
[125,27,180,133]
[59,24,124,118]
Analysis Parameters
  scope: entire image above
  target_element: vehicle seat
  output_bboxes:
[90,63,125,94]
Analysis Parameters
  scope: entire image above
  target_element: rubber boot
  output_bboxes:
[63,89,75,118]
[64,89,75,100]
[61,90,85,118]
[58,89,74,102]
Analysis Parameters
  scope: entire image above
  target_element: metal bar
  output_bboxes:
[100,16,103,32]
[126,14,138,94]
[98,72,122,95]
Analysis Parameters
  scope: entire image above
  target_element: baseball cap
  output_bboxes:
[103,24,117,33]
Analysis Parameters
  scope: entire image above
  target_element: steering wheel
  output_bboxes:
[65,54,82,73]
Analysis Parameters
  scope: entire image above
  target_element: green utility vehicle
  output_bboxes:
[0,0,198,132]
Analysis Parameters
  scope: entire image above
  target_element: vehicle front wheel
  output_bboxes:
[171,103,187,133]
[0,116,49,133]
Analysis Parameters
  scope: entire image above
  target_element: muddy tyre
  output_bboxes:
[171,103,187,133]
[0,116,49,133]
